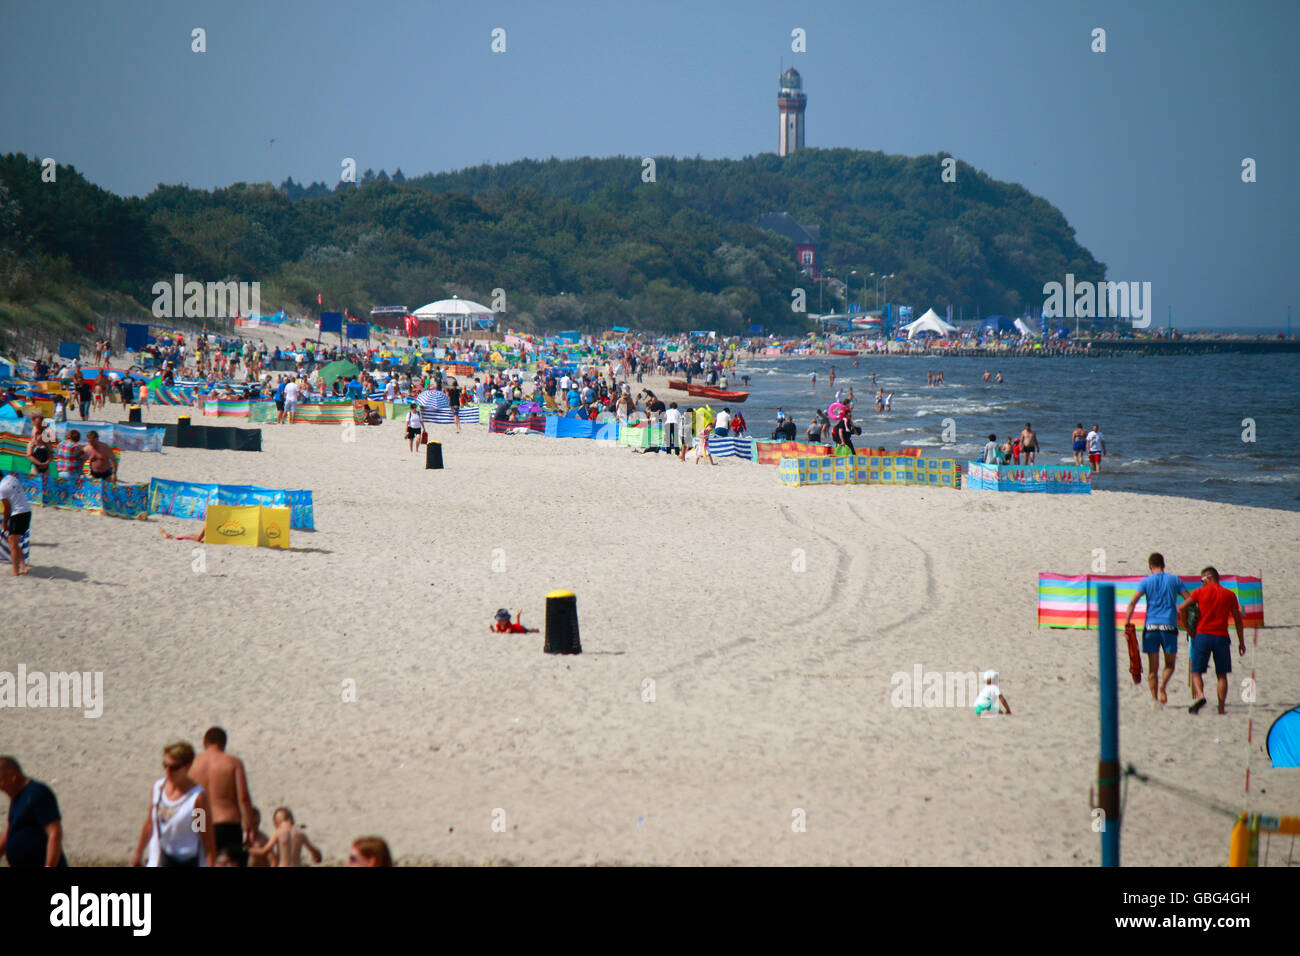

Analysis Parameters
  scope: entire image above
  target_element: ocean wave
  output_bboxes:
[1199,473,1300,485]
[1116,457,1197,469]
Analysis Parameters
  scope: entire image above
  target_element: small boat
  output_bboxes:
[687,386,749,403]
[829,348,860,356]
[667,379,689,391]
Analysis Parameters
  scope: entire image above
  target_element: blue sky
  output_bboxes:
[1,0,1296,328]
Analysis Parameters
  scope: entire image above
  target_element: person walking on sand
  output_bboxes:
[131,741,218,867]
[445,380,462,434]
[189,727,256,866]
[1071,423,1087,466]
[1123,552,1187,707]
[1178,567,1245,715]
[0,756,68,867]
[1019,422,1039,466]
[1,468,32,576]
[405,403,423,452]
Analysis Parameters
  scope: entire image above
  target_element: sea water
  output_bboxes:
[729,352,1300,512]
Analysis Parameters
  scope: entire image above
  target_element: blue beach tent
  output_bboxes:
[1267,705,1300,768]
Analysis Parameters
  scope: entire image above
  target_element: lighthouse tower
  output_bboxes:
[778,68,806,156]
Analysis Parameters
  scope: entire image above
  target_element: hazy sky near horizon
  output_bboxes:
[2,0,1296,328]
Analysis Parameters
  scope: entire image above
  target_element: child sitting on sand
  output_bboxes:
[491,608,539,634]
[973,670,1011,716]
[248,807,322,867]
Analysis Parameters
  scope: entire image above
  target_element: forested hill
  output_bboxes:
[1,149,1104,336]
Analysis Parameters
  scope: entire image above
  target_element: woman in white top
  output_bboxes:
[405,405,424,453]
[131,741,217,867]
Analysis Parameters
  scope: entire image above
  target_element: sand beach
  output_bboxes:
[3,335,1298,866]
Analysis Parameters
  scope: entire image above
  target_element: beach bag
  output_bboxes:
[419,428,428,445]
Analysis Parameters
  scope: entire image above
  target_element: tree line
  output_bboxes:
[0,148,1104,334]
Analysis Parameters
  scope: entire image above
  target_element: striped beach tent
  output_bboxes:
[414,389,454,424]
[1037,573,1264,629]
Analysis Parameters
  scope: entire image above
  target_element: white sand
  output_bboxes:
[3,380,1298,866]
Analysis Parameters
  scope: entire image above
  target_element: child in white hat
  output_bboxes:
[973,670,1011,716]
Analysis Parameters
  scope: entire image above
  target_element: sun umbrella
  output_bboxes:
[318,360,360,387]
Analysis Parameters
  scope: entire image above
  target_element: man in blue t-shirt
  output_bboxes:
[345,378,364,399]
[1123,552,1188,706]
[0,756,68,868]
[273,377,288,425]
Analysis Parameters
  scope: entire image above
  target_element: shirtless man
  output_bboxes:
[1019,422,1038,465]
[189,727,255,866]
[249,807,322,867]
[1071,423,1087,466]
[82,431,116,482]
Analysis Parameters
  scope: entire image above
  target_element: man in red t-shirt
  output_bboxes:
[1177,566,1245,715]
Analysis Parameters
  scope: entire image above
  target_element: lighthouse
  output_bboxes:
[778,68,806,156]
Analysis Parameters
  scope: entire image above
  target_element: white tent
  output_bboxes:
[901,308,958,339]
[412,297,494,336]
[1014,318,1038,337]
